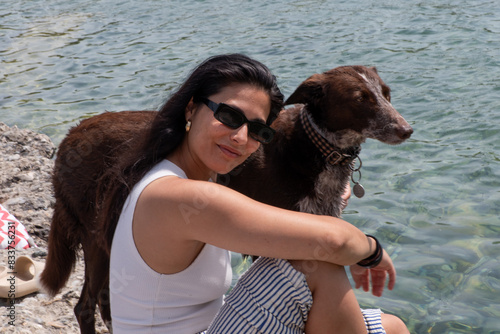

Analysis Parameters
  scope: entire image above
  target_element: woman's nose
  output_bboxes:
[230,124,250,144]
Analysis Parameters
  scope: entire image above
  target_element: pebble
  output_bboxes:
[18,172,35,182]
[3,197,27,206]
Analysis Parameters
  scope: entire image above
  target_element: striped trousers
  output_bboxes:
[205,257,386,333]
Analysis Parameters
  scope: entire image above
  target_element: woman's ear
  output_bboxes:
[185,97,196,121]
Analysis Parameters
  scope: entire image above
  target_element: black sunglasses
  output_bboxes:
[200,97,275,144]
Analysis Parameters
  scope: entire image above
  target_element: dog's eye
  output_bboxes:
[356,92,369,103]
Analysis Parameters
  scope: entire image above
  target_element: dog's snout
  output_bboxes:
[397,125,413,140]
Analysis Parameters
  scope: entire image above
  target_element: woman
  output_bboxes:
[100,54,409,333]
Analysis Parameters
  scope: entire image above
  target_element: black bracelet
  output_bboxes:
[356,235,383,268]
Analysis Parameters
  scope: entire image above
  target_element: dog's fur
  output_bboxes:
[40,65,412,333]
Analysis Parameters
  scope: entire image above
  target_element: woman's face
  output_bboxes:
[185,83,271,177]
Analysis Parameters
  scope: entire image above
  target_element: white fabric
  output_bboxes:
[110,159,232,334]
[0,204,36,249]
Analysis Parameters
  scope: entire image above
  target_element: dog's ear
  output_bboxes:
[285,73,324,106]
[369,66,378,74]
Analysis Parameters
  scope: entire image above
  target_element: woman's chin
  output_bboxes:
[213,161,242,176]
[215,166,236,176]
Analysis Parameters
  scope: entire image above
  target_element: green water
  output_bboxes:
[1,0,499,332]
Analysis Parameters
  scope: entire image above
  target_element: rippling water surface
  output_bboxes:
[1,0,499,332]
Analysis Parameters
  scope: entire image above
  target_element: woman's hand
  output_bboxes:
[349,249,396,297]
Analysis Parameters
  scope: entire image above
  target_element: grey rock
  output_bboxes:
[0,122,57,249]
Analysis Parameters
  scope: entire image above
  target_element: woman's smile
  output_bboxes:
[218,143,242,158]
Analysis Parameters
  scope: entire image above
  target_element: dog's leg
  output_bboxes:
[96,261,112,332]
[76,240,112,333]
[74,278,97,334]
[98,282,112,333]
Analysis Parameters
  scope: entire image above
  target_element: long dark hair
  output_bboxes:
[96,54,284,252]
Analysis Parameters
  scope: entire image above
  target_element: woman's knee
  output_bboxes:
[289,260,351,296]
[381,313,410,334]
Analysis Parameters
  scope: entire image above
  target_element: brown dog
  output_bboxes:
[40,66,412,333]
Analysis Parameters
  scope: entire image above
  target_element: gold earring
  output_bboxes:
[185,120,192,132]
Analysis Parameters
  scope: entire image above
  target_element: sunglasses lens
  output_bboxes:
[215,105,244,129]
[248,125,275,144]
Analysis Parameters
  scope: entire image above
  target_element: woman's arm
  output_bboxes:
[135,177,377,269]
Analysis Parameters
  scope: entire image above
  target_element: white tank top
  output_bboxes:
[110,159,232,334]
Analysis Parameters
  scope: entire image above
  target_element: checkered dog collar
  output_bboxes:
[299,108,360,166]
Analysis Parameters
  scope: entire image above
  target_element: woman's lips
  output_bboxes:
[218,144,242,158]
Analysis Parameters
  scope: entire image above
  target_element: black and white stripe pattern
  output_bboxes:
[204,257,386,334]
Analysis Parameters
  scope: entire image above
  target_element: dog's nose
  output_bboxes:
[398,125,413,140]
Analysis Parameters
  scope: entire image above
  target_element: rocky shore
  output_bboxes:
[0,123,109,333]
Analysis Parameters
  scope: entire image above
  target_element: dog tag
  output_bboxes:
[353,183,365,198]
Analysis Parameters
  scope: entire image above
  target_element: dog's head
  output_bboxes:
[285,66,413,147]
